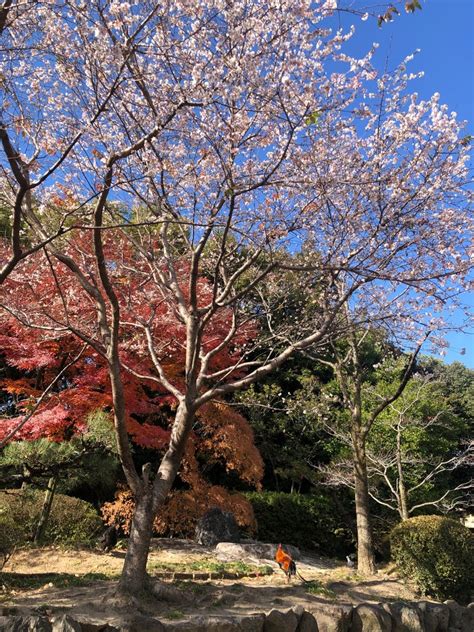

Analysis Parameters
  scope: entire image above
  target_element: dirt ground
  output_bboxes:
[1,539,418,626]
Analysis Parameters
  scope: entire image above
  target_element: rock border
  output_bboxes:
[1,599,473,632]
[152,569,273,581]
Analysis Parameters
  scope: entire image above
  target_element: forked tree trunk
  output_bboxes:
[353,434,376,574]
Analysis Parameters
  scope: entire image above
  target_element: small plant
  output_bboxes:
[390,515,474,604]
[305,580,337,599]
[165,609,185,620]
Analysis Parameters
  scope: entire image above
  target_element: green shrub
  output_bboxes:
[390,515,474,604]
[0,489,102,546]
[0,506,28,569]
[245,491,353,557]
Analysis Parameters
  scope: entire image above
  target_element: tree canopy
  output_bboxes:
[0,0,471,594]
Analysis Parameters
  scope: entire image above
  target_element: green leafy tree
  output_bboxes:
[317,358,473,521]
[237,371,325,493]
[367,365,472,519]
[299,329,422,573]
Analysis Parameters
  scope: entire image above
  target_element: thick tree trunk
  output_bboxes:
[353,434,376,574]
[117,400,195,597]
[118,490,155,596]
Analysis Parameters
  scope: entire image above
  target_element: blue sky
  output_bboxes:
[337,0,474,367]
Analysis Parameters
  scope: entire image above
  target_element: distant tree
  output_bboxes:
[236,362,329,493]
[429,361,474,423]
[0,412,119,493]
[301,330,423,572]
[319,364,473,521]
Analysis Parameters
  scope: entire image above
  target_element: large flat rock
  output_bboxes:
[216,542,301,562]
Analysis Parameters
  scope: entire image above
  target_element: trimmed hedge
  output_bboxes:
[246,491,353,557]
[390,515,474,604]
[0,489,102,547]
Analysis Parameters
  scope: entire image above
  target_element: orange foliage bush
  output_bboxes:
[102,483,256,538]
[101,401,263,537]
[196,401,263,487]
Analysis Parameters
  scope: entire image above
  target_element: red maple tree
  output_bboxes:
[0,233,262,529]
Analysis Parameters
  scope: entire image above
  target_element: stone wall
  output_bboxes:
[0,599,473,631]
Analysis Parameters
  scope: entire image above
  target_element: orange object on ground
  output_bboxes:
[275,543,296,583]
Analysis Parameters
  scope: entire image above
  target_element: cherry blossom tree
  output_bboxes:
[281,60,472,571]
[235,51,473,572]
[0,0,472,598]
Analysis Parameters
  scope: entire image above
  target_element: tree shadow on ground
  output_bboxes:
[328,579,415,603]
[0,571,117,592]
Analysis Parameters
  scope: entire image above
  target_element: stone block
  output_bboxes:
[215,542,301,562]
[309,603,353,632]
[382,602,423,632]
[352,604,392,632]
[80,623,119,632]
[418,601,449,632]
[162,614,264,631]
[52,615,82,632]
[0,616,52,631]
[297,611,318,632]
[264,608,299,632]
[118,615,165,632]
[444,601,474,632]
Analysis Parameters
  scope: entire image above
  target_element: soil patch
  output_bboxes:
[1,539,418,627]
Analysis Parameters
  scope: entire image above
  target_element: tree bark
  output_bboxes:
[353,434,376,574]
[34,475,57,544]
[395,423,409,520]
[118,489,155,596]
[117,400,195,597]
[398,479,409,521]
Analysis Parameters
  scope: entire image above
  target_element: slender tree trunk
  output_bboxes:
[398,479,409,521]
[353,432,376,574]
[21,466,29,489]
[396,429,409,520]
[34,475,57,544]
